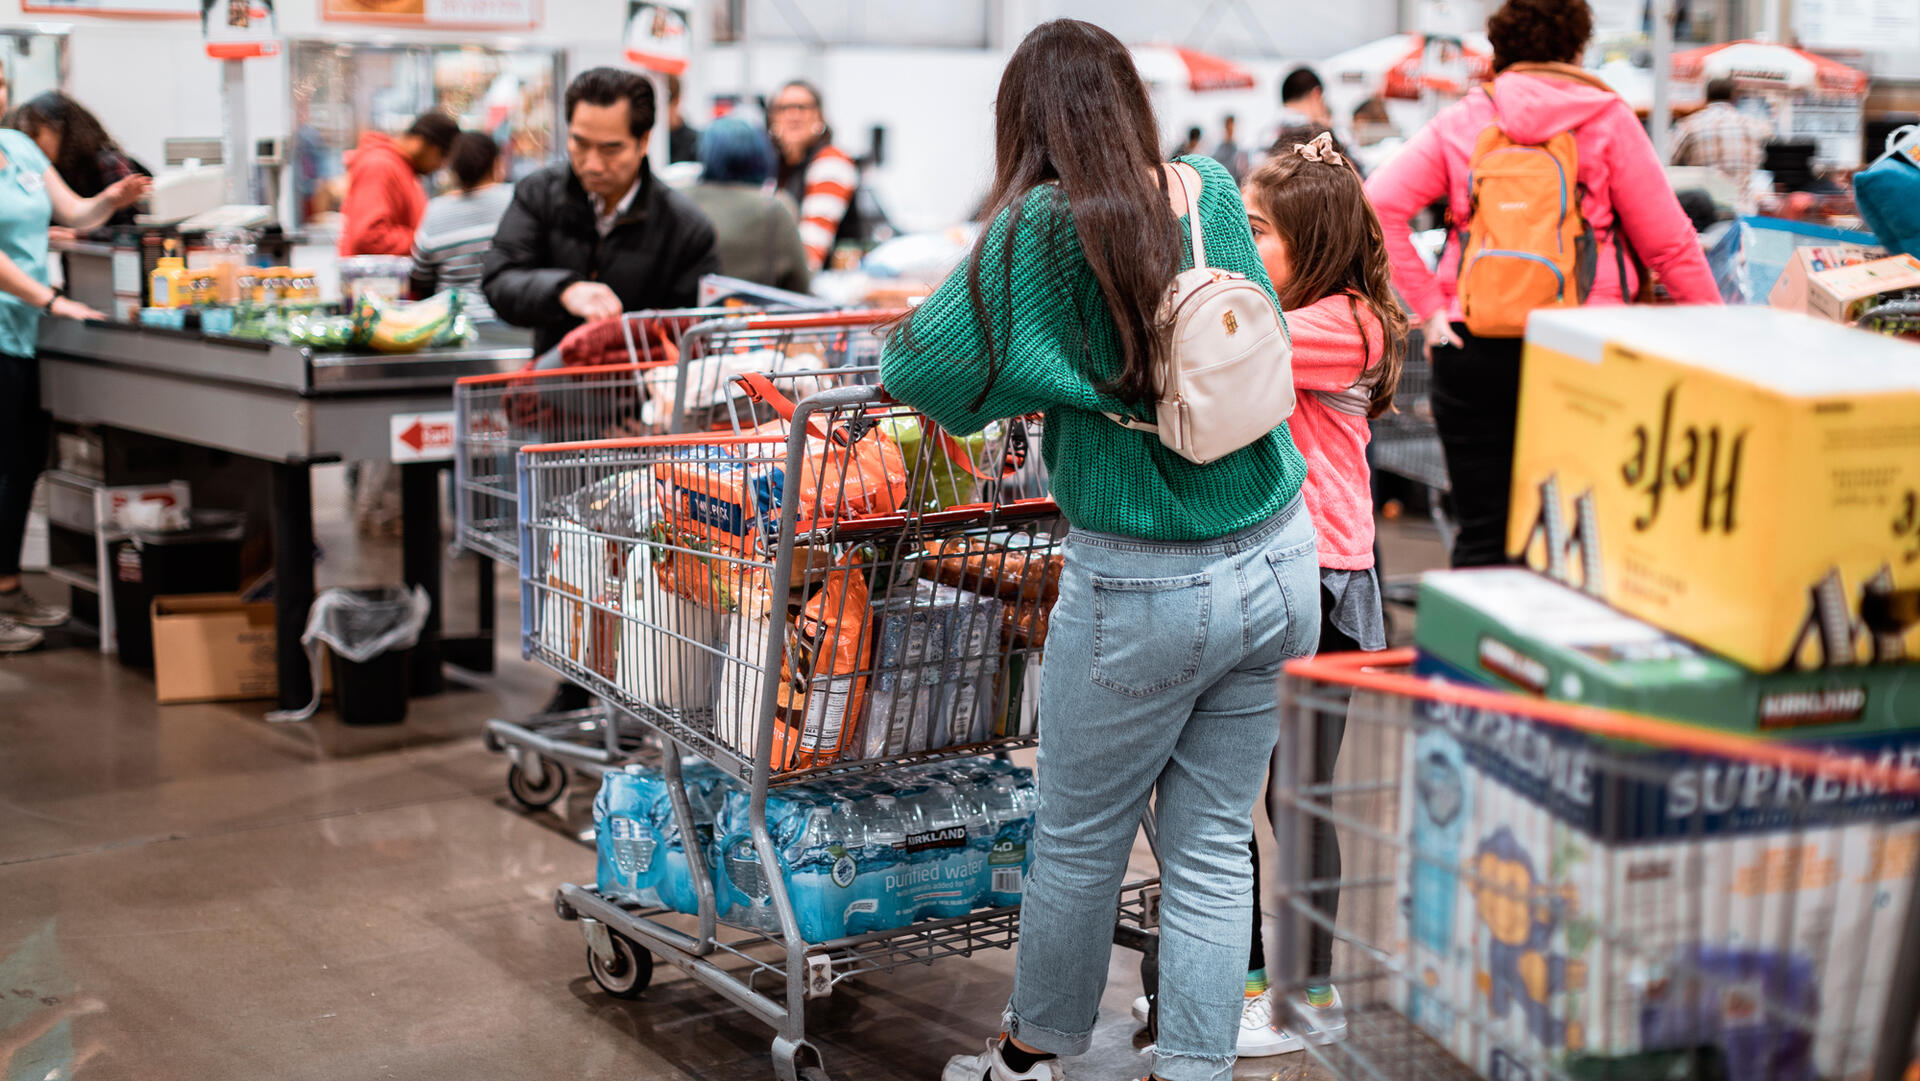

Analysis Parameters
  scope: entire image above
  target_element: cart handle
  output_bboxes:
[456,358,676,387]
[715,308,907,332]
[1286,649,1920,796]
[520,433,789,456]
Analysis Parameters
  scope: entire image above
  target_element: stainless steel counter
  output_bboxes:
[37,319,532,463]
[35,317,530,707]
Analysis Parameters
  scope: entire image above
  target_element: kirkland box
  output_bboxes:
[1510,306,1920,672]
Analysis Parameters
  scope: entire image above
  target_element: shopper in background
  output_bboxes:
[1670,77,1774,187]
[686,116,810,294]
[337,111,458,257]
[1365,0,1718,568]
[881,19,1319,1081]
[1209,114,1248,183]
[0,125,150,652]
[484,66,719,354]
[1228,130,1405,1057]
[1276,67,1333,131]
[408,132,512,322]
[1171,125,1205,159]
[666,74,701,164]
[13,92,151,228]
[0,58,10,118]
[768,80,857,271]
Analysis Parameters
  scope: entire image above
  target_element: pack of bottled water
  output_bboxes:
[592,759,732,915]
[596,757,1036,944]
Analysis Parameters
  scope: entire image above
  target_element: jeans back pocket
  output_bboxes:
[1090,572,1211,698]
[1264,539,1320,660]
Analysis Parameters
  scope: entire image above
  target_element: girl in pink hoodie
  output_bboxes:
[1240,130,1408,1056]
[1364,0,1719,568]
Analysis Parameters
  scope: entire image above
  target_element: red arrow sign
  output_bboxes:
[399,419,427,452]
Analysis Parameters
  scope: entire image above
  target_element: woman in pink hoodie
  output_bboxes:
[1364,0,1719,568]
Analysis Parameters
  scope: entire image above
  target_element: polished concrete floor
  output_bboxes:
[0,468,1451,1081]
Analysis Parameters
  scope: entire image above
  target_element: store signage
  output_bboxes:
[322,0,540,28]
[202,0,279,60]
[626,3,692,75]
[1796,0,1920,50]
[390,411,457,463]
[22,0,196,14]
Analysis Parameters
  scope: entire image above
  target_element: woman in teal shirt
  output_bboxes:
[0,124,150,652]
[882,21,1319,1081]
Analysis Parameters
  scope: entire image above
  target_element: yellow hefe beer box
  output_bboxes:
[1511,307,1920,672]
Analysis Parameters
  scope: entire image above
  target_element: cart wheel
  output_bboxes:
[587,935,651,999]
[800,1068,830,1081]
[506,758,567,810]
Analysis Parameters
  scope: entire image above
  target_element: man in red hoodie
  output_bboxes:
[337,111,458,257]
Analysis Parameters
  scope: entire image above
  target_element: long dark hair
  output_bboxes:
[15,92,124,197]
[907,19,1179,409]
[1243,141,1407,419]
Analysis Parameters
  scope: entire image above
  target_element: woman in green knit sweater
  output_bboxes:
[881,20,1320,1081]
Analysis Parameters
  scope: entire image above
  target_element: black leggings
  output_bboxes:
[1251,584,1359,981]
[1428,327,1526,569]
[0,353,49,580]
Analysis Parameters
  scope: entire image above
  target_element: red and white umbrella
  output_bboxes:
[1671,40,1868,96]
[1322,32,1494,101]
[1131,45,1258,93]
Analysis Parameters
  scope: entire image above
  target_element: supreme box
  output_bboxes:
[1396,730,1916,1081]
[151,594,277,703]
[1511,307,1920,672]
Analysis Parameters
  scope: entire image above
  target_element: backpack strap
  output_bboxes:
[1166,161,1207,270]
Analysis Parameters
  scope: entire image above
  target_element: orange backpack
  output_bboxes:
[1456,73,1607,338]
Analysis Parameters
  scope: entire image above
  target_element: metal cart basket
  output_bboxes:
[1268,650,1920,1081]
[516,382,1156,1080]
[452,309,898,812]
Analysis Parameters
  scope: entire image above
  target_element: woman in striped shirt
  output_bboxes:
[768,80,859,271]
[409,132,512,321]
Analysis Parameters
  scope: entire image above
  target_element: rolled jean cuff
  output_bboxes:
[1151,1046,1238,1081]
[1002,1005,1092,1058]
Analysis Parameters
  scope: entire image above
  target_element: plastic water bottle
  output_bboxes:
[784,799,858,942]
[982,773,1035,907]
[850,792,906,934]
[901,783,977,920]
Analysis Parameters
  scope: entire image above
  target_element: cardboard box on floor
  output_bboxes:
[1511,307,1920,672]
[152,593,277,704]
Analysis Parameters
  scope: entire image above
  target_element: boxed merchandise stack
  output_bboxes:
[592,756,1037,944]
[1397,306,1920,1081]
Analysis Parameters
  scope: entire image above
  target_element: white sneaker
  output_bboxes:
[942,1038,1064,1081]
[0,588,67,628]
[1236,992,1304,1058]
[1285,985,1348,1045]
[0,617,43,653]
[1129,994,1150,1025]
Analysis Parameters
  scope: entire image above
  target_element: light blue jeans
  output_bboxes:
[1005,496,1320,1081]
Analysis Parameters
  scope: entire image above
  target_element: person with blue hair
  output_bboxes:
[686,115,811,293]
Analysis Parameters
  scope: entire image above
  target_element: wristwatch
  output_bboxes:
[40,288,60,314]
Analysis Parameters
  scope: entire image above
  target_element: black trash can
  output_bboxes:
[330,642,413,725]
[323,587,419,726]
[112,510,247,668]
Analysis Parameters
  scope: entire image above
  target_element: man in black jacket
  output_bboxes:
[484,67,720,354]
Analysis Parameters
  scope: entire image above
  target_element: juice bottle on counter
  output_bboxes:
[234,266,260,307]
[148,241,190,309]
[185,267,220,307]
[285,269,319,302]
[257,267,291,306]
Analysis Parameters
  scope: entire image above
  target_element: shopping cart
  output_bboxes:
[517,383,1153,1081]
[453,308,896,812]
[1267,650,1920,1081]
[1371,345,1455,612]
